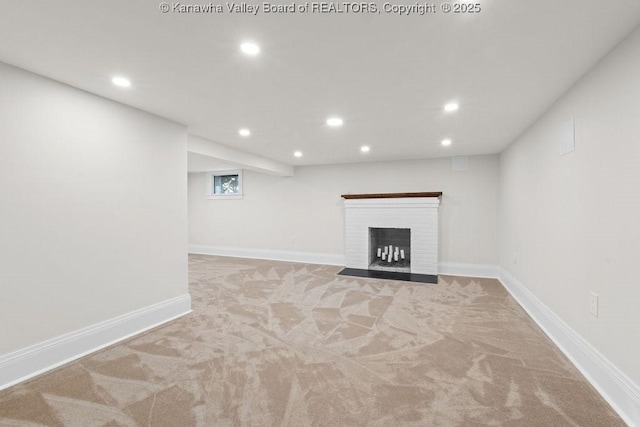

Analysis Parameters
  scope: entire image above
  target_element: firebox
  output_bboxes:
[369,227,411,273]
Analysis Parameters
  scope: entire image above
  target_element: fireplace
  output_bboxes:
[339,192,441,283]
[369,228,411,273]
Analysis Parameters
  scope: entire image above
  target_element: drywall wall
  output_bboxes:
[500,26,640,385]
[189,155,499,267]
[189,134,293,176]
[0,62,189,356]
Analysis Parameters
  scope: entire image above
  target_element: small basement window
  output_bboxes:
[206,170,243,199]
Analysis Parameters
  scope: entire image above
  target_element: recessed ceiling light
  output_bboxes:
[112,76,131,88]
[326,117,344,127]
[444,102,459,112]
[240,42,260,56]
[294,151,303,158]
[238,128,251,137]
[441,139,452,146]
[361,145,370,153]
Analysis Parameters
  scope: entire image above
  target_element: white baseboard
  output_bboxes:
[189,244,345,266]
[0,294,191,391]
[498,268,640,427]
[438,261,499,278]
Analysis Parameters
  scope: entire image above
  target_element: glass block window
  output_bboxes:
[214,174,239,195]
[206,170,243,199]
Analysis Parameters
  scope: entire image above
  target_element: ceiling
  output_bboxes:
[1,1,639,167]
[187,151,239,173]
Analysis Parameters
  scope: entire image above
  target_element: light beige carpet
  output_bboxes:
[0,255,623,426]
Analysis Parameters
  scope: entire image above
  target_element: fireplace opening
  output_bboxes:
[369,227,411,273]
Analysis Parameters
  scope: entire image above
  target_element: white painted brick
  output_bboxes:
[343,197,440,274]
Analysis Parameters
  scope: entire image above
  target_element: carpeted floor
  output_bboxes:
[0,255,624,426]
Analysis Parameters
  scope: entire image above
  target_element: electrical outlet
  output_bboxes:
[589,292,599,317]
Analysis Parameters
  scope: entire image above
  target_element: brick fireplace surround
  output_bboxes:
[340,192,442,283]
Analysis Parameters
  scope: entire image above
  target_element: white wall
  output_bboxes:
[189,155,499,266]
[189,134,293,176]
[499,26,640,385]
[0,63,189,356]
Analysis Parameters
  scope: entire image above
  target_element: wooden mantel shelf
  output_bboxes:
[341,192,442,199]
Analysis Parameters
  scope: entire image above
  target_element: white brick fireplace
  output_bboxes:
[343,193,441,276]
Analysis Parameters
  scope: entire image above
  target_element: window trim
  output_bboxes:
[206,169,243,200]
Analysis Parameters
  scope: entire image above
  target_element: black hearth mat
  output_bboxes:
[338,268,437,284]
